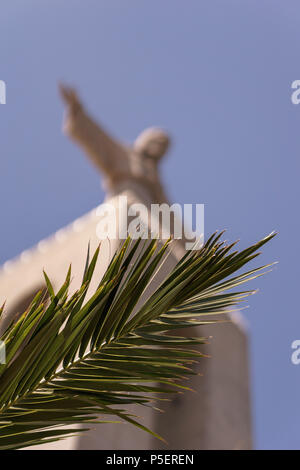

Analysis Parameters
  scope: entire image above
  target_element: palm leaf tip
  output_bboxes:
[0,232,276,449]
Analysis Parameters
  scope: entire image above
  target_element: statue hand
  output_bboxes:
[59,83,82,114]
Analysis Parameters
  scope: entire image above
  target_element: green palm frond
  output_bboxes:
[0,232,276,450]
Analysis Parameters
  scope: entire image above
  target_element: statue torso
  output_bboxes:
[104,148,169,206]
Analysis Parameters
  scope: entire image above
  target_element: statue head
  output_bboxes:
[134,127,170,161]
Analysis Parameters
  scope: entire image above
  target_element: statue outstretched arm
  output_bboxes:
[59,84,128,177]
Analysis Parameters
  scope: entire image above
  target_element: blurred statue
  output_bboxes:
[59,84,171,206]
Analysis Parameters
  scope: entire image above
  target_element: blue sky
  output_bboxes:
[0,0,299,449]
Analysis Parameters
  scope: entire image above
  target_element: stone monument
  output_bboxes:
[0,85,252,449]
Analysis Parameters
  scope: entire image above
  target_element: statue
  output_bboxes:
[59,84,189,259]
[59,85,203,450]
[59,84,172,207]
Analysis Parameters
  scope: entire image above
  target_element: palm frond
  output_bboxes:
[0,232,276,449]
